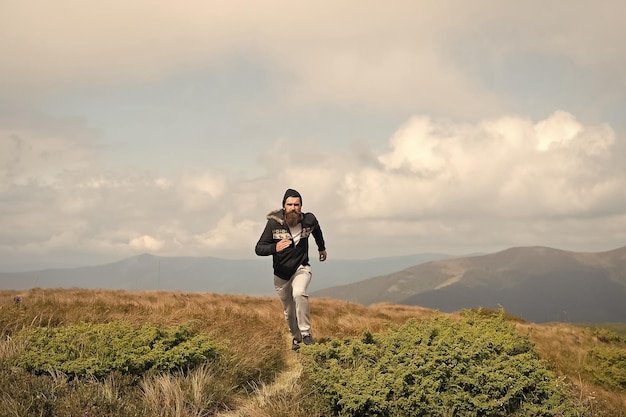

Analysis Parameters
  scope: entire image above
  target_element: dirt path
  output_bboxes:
[216,349,303,417]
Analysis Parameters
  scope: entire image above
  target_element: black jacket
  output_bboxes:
[255,209,326,280]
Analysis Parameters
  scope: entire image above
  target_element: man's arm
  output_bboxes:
[312,221,326,261]
[255,222,277,256]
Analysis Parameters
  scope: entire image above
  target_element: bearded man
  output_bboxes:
[255,188,327,350]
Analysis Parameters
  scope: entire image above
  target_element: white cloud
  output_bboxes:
[1,110,623,267]
[2,1,624,117]
[368,111,620,220]
[195,213,259,252]
[178,174,227,212]
[129,235,165,252]
[1,0,625,267]
[534,111,582,151]
[0,108,99,185]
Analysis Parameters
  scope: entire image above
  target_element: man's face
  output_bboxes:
[283,196,302,214]
[284,196,302,227]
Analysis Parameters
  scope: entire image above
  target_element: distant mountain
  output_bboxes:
[0,252,452,296]
[311,246,626,323]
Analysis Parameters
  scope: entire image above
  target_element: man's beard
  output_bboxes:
[285,211,301,227]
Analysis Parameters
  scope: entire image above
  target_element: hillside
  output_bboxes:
[312,246,626,323]
[0,252,451,295]
[4,245,625,323]
[1,288,625,416]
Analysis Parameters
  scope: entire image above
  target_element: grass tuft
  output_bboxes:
[1,288,626,416]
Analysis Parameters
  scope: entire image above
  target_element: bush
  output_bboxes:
[593,328,626,344]
[586,347,626,391]
[302,310,582,417]
[0,368,143,417]
[13,321,224,378]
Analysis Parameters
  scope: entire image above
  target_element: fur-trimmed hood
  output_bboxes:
[266,208,303,225]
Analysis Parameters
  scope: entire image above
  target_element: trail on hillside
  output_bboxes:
[216,345,303,417]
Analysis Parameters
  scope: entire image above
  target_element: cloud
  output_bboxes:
[2,1,624,119]
[129,235,165,252]
[177,174,228,212]
[1,109,625,266]
[1,0,625,266]
[0,107,100,185]
[366,111,619,220]
[194,213,258,251]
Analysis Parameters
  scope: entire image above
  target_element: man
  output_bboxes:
[255,188,327,351]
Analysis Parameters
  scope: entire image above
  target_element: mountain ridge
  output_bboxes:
[0,252,453,296]
[4,246,625,323]
[312,245,626,323]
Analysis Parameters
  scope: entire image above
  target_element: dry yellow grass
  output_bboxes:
[2,288,626,416]
[517,321,626,414]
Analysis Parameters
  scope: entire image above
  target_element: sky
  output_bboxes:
[1,1,626,271]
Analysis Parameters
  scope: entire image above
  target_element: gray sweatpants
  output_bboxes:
[274,264,312,341]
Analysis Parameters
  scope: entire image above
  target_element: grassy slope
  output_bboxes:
[1,288,625,416]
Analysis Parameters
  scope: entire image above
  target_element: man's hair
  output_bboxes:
[282,188,302,206]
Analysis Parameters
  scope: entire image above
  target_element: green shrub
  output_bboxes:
[593,328,626,344]
[0,368,143,417]
[13,321,224,378]
[586,347,626,390]
[302,311,581,417]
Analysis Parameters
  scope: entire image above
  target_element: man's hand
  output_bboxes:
[319,250,327,262]
[276,238,292,252]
